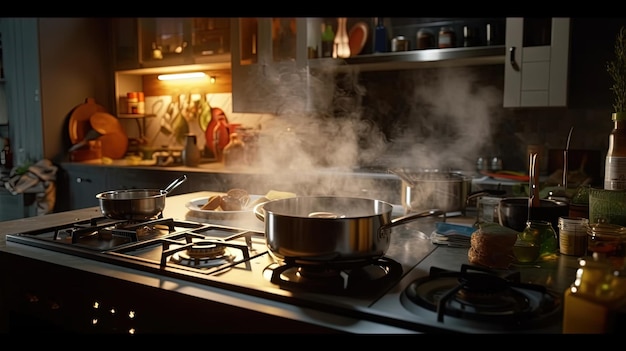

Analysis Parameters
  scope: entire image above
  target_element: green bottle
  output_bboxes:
[321,22,335,58]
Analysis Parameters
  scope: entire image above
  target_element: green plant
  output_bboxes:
[607,26,626,112]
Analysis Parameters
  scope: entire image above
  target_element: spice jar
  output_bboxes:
[438,26,456,48]
[558,216,589,256]
[416,29,435,49]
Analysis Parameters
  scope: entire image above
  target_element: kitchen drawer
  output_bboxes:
[105,168,190,196]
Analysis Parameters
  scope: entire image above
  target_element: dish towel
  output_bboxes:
[4,159,58,215]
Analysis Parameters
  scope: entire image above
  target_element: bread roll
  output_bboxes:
[468,222,518,269]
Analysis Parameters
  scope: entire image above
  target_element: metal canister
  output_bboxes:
[391,36,409,52]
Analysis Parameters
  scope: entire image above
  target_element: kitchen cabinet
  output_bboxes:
[230,17,507,113]
[231,18,312,114]
[59,163,108,210]
[503,18,571,107]
[0,18,113,166]
[112,18,231,71]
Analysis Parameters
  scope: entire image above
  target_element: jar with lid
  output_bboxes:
[222,132,246,167]
[513,220,558,263]
[563,254,626,333]
[416,29,435,49]
[438,26,456,48]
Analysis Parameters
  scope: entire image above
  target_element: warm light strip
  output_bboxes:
[157,72,207,81]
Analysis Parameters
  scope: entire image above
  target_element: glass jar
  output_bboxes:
[513,220,558,263]
[559,216,589,256]
[587,222,626,269]
[438,26,456,48]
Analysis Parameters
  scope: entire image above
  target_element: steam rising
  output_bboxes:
[240,62,502,201]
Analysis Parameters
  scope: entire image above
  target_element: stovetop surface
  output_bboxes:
[3,202,575,334]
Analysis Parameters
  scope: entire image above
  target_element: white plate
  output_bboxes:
[185,195,264,219]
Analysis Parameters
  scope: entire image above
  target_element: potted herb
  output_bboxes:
[607,26,626,115]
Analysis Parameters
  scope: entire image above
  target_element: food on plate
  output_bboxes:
[467,222,518,269]
[200,194,223,210]
[199,189,297,212]
[200,188,250,211]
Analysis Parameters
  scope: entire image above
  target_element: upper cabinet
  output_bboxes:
[503,18,571,107]
[231,17,507,113]
[231,18,312,114]
[112,18,231,72]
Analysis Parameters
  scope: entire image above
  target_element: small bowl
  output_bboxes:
[498,197,569,232]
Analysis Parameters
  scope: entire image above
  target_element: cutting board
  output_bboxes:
[68,98,107,144]
[89,113,128,159]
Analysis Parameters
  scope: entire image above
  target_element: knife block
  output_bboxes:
[70,140,102,162]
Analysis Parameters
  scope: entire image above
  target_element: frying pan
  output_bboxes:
[254,196,444,262]
[96,175,187,220]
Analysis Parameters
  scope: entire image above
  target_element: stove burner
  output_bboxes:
[169,241,235,268]
[263,257,402,294]
[402,264,561,327]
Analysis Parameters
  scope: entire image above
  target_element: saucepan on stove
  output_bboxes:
[254,196,444,262]
[96,175,187,220]
[390,168,504,215]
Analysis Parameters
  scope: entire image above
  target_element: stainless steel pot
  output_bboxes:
[96,175,187,220]
[392,169,504,215]
[254,196,444,262]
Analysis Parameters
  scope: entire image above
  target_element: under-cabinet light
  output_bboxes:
[157,72,207,81]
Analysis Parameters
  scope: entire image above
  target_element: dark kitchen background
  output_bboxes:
[0,17,624,208]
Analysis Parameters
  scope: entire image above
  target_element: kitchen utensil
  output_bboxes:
[498,197,569,233]
[68,128,102,152]
[254,196,444,262]
[89,112,129,159]
[529,152,540,210]
[96,175,187,220]
[68,97,107,145]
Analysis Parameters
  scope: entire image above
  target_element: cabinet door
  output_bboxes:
[64,166,108,210]
[231,18,312,113]
[111,18,140,71]
[503,18,570,107]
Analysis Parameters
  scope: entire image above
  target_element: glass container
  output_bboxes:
[513,220,558,263]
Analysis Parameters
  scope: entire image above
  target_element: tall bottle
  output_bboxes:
[605,112,626,189]
[320,22,335,58]
[373,17,388,53]
[333,18,350,58]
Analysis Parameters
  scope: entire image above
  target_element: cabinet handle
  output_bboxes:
[76,177,92,184]
[509,46,520,71]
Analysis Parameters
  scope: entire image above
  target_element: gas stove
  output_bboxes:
[3,210,568,334]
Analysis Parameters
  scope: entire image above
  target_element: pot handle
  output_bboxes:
[253,201,267,221]
[382,209,446,231]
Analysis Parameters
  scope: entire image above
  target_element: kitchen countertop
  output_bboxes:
[0,191,580,333]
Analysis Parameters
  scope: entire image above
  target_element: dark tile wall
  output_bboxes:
[350,18,626,187]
